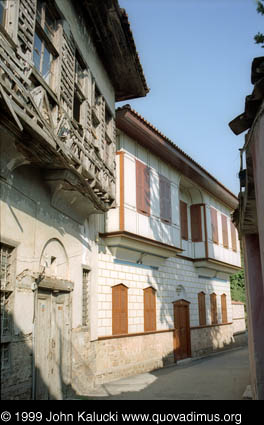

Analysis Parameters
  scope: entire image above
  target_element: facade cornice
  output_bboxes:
[81,0,149,101]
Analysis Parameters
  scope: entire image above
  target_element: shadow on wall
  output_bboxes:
[0,310,81,400]
[1,164,93,251]
[76,346,250,401]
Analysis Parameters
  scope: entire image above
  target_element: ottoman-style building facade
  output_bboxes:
[1,0,246,399]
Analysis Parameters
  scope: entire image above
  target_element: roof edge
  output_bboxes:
[116,105,238,210]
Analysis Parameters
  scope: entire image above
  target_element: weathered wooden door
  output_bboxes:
[35,289,71,400]
[173,299,191,361]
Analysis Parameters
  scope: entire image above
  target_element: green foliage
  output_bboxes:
[230,270,246,304]
[257,0,264,14]
[255,1,264,47]
[254,32,264,46]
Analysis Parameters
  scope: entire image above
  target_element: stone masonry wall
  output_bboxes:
[94,331,174,385]
[232,302,246,335]
[93,244,236,385]
[1,336,33,400]
[98,246,233,337]
[191,324,234,357]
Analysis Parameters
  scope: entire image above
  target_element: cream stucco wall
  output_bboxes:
[0,166,100,333]
[97,244,233,338]
[110,130,241,269]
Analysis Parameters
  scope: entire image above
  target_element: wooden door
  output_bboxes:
[173,300,191,361]
[35,289,72,400]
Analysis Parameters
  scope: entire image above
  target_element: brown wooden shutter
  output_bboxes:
[221,214,228,248]
[190,205,202,242]
[231,222,237,252]
[112,284,128,335]
[210,293,218,325]
[180,201,188,240]
[198,292,206,326]
[136,160,150,216]
[210,208,219,244]
[144,287,156,332]
[159,175,171,223]
[221,294,227,324]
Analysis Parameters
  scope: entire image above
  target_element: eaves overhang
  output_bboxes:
[116,106,238,210]
[81,0,149,101]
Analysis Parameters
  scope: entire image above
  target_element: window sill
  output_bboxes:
[137,209,150,217]
[31,67,59,105]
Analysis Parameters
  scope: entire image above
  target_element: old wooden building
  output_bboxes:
[0,0,148,399]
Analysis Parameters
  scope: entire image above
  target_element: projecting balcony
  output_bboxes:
[0,31,116,221]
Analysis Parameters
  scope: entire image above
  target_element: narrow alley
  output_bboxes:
[81,347,250,400]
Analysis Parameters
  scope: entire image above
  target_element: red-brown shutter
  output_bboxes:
[190,204,202,242]
[231,222,237,252]
[159,175,171,223]
[144,287,156,332]
[180,201,188,240]
[136,160,150,216]
[198,292,206,326]
[221,214,228,248]
[112,284,128,335]
[210,208,219,244]
[210,293,218,325]
[221,294,227,324]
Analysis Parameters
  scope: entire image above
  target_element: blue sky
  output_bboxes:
[118,0,263,195]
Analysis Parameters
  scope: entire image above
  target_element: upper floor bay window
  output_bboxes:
[33,0,58,86]
[230,222,237,252]
[180,201,188,241]
[210,207,219,244]
[159,175,171,224]
[136,160,150,216]
[190,204,203,242]
[221,214,229,249]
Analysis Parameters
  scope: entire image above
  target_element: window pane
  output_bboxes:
[42,44,52,83]
[33,32,42,72]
